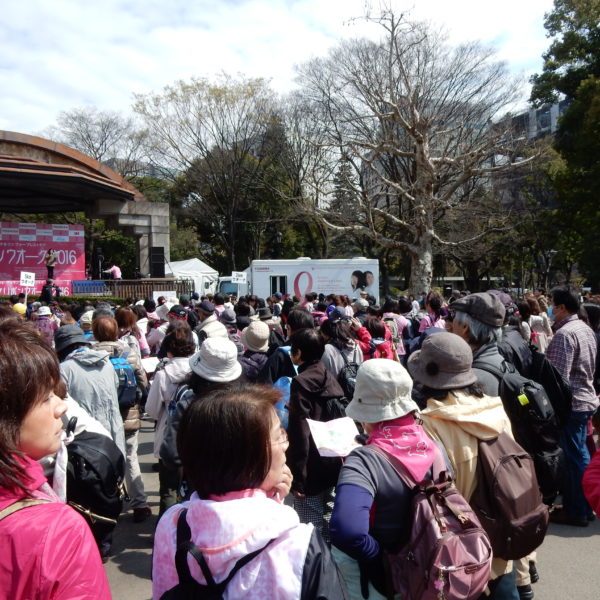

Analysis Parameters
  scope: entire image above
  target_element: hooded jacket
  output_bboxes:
[145,356,192,458]
[0,456,111,600]
[287,361,345,496]
[60,348,126,457]
[152,490,347,600]
[239,349,269,382]
[420,390,514,580]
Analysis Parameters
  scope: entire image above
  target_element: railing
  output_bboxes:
[72,278,194,299]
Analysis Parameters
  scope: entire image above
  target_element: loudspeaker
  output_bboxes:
[150,246,165,278]
[92,247,104,280]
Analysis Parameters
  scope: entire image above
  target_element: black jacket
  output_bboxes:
[287,360,344,496]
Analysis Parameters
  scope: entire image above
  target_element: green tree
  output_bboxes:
[530,0,600,288]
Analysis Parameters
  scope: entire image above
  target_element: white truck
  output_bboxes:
[218,257,379,301]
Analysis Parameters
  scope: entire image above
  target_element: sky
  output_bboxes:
[1,0,555,135]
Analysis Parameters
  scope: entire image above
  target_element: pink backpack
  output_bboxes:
[369,445,492,600]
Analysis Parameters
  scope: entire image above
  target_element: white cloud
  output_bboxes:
[0,0,554,135]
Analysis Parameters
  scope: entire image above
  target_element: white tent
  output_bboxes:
[165,258,218,294]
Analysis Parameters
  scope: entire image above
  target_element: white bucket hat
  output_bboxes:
[189,337,242,382]
[346,359,418,424]
[241,321,270,353]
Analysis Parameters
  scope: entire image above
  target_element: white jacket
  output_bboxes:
[145,356,192,458]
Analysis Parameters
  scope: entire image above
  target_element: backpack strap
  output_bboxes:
[174,508,276,595]
[0,498,51,521]
[471,359,514,380]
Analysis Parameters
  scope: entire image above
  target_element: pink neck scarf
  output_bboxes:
[367,415,436,482]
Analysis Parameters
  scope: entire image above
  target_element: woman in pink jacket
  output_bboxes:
[0,319,111,600]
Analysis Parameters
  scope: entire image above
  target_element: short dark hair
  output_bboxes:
[550,286,579,314]
[144,298,156,312]
[162,324,195,357]
[214,294,225,306]
[382,298,399,313]
[177,386,279,499]
[290,328,324,362]
[0,321,62,493]
[286,308,314,333]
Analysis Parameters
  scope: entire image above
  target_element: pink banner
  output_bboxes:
[0,279,72,296]
[0,222,85,285]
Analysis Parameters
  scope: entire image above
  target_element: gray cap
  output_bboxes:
[346,359,417,424]
[451,292,505,327]
[54,324,91,354]
[219,309,237,325]
[407,332,477,390]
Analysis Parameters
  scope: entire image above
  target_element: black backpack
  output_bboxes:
[66,430,126,543]
[160,509,275,600]
[471,360,563,503]
[337,347,360,400]
[528,345,573,428]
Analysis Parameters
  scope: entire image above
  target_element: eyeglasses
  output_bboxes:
[273,427,288,445]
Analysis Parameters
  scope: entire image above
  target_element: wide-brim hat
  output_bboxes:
[346,359,418,424]
[407,332,477,390]
[189,337,242,382]
[54,324,91,354]
[38,306,51,316]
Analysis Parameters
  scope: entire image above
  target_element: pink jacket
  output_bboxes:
[583,448,600,515]
[0,456,111,600]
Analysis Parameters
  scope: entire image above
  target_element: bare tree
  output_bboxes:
[133,75,284,271]
[296,9,532,293]
[46,107,148,178]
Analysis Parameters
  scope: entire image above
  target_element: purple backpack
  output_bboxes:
[369,445,492,600]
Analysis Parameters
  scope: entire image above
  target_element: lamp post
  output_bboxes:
[545,249,557,291]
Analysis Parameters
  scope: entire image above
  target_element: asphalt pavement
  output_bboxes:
[106,421,600,600]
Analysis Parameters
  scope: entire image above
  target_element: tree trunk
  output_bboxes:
[464,261,482,292]
[409,238,433,295]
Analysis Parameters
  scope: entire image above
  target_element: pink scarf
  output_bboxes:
[367,414,436,482]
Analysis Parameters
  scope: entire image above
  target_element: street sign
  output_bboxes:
[19,271,35,287]
[231,271,247,284]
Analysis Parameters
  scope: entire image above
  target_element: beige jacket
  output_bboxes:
[420,390,514,581]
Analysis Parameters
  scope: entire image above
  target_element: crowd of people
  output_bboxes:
[1,284,600,599]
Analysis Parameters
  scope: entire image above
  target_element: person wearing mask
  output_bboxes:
[546,287,598,527]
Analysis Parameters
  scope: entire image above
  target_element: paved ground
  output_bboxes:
[106,422,600,600]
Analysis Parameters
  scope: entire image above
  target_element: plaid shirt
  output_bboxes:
[546,314,599,413]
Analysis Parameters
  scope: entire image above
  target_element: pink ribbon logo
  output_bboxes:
[293,271,313,298]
